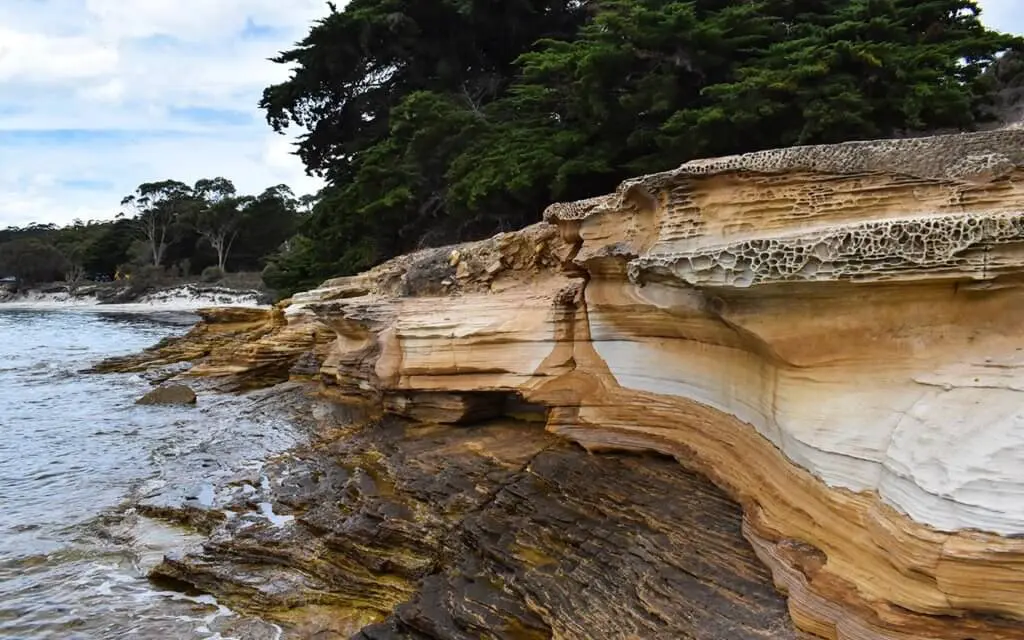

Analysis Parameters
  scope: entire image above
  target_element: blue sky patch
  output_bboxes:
[241,18,285,41]
[56,178,114,191]
[167,106,255,127]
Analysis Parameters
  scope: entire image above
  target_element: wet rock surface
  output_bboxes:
[149,405,796,639]
[136,383,198,405]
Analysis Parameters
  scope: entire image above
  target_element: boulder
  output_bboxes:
[135,383,197,406]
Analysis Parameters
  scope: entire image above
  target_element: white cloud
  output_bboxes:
[0,28,118,83]
[0,0,329,227]
[83,0,325,43]
[0,1,1020,228]
[78,78,126,104]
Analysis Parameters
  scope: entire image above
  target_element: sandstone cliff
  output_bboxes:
[110,130,1024,639]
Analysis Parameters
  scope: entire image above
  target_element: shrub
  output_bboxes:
[126,264,167,295]
[201,266,224,283]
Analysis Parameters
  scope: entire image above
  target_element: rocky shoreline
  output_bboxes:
[107,378,800,639]
[96,130,1024,639]
[93,264,802,639]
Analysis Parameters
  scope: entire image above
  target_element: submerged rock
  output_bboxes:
[135,384,197,406]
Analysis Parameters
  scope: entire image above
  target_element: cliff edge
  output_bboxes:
[112,130,1024,639]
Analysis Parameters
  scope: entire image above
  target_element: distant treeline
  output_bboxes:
[0,178,313,291]
[258,0,1023,295]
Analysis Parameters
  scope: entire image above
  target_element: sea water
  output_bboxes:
[0,309,293,639]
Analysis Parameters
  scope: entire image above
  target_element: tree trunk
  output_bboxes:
[153,239,166,267]
[148,223,166,267]
[209,233,227,274]
[210,230,237,274]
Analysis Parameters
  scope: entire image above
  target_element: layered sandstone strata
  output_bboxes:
[92,305,335,389]
[107,130,1024,638]
[151,409,799,639]
[306,131,1024,639]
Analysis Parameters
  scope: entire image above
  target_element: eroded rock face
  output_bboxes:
[304,130,1024,639]
[94,305,335,390]
[107,130,1024,638]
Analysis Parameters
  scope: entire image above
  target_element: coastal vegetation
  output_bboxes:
[259,0,1022,294]
[2,1,1021,298]
[0,178,307,290]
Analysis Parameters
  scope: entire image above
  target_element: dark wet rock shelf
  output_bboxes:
[149,410,796,639]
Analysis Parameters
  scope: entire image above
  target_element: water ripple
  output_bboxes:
[0,309,296,638]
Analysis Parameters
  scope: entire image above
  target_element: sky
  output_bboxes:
[0,0,329,228]
[0,1,1021,229]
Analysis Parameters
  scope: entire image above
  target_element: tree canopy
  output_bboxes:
[0,178,304,291]
[260,0,1021,295]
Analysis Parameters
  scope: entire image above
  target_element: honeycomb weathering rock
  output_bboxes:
[630,211,1024,287]
[107,130,1024,639]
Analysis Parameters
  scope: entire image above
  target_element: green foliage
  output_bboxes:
[200,265,225,283]
[664,0,1020,151]
[260,0,1021,293]
[0,238,68,287]
[119,179,196,267]
[259,0,589,285]
[125,264,170,295]
[233,185,302,267]
[261,235,323,298]
[0,177,304,292]
[191,177,246,272]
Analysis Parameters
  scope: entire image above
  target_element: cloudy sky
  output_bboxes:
[0,1,1021,228]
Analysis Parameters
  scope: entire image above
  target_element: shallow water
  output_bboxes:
[0,309,297,639]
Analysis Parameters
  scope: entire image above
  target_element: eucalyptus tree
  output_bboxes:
[119,180,194,267]
[192,177,248,274]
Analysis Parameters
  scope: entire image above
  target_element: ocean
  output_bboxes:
[0,309,294,639]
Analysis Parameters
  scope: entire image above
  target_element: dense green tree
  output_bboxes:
[260,0,590,283]
[261,234,322,295]
[0,238,68,287]
[0,176,306,290]
[233,185,301,268]
[661,0,1021,153]
[0,223,58,244]
[119,180,195,267]
[259,0,1020,295]
[262,0,589,179]
[110,178,302,278]
[191,177,246,273]
[79,219,134,277]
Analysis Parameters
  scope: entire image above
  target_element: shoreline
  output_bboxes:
[0,283,270,314]
[83,130,1024,639]
[0,300,269,312]
[0,310,304,638]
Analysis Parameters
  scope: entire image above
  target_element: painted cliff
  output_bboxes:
[110,129,1024,639]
